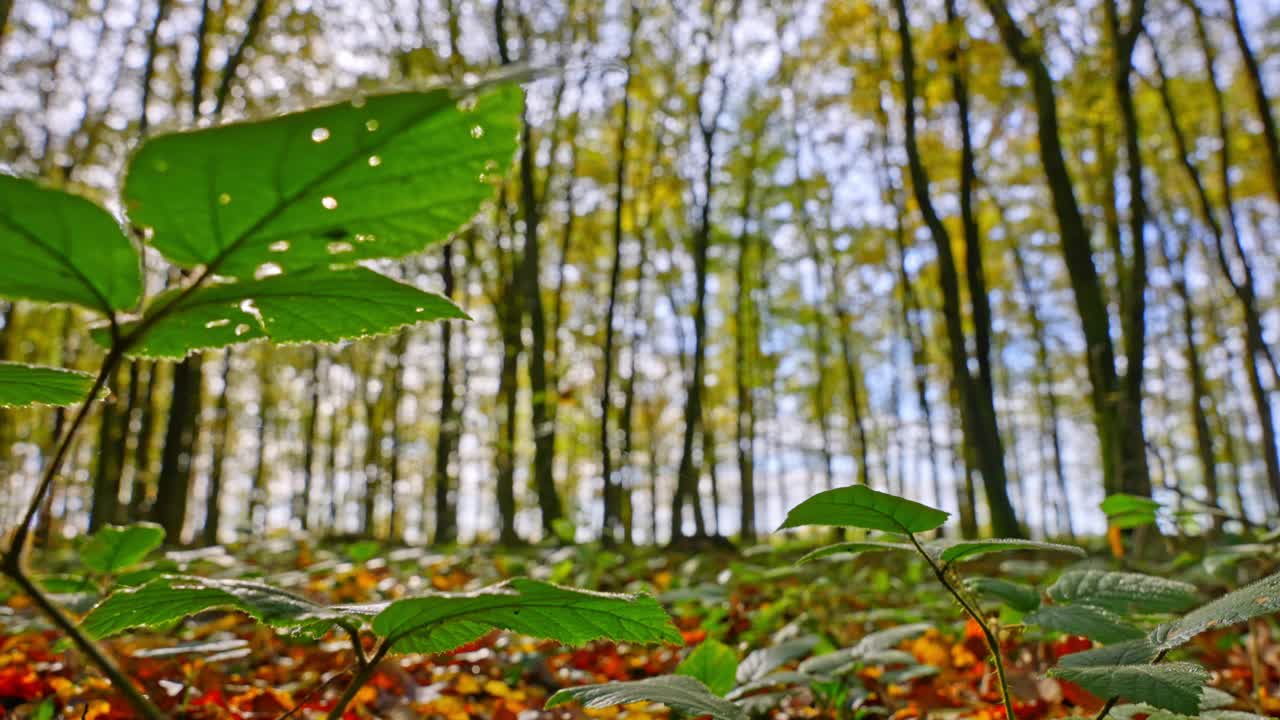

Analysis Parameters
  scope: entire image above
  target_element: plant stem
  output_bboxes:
[0,348,165,719]
[327,641,390,720]
[909,533,1017,720]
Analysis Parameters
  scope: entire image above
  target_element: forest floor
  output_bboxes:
[0,537,1276,720]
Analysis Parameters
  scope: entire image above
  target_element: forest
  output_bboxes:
[0,0,1279,717]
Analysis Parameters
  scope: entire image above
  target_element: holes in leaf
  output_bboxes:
[205,319,230,329]
[234,323,251,337]
[321,196,338,210]
[327,241,355,254]
[311,127,331,143]
[218,192,232,205]
[350,95,367,109]
[368,155,382,167]
[255,263,283,279]
[470,125,485,139]
[456,97,477,112]
[269,240,290,253]
[414,307,425,313]
[365,119,379,132]
[354,233,376,244]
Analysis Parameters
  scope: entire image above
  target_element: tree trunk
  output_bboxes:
[298,348,320,533]
[202,353,233,545]
[432,243,460,545]
[152,356,202,544]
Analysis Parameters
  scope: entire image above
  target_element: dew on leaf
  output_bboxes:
[269,241,290,253]
[255,263,283,279]
[218,193,232,205]
[368,155,382,167]
[311,127,331,143]
[204,319,230,329]
[321,196,338,210]
[365,119,379,132]
[470,125,485,139]
[327,241,354,254]
[234,323,251,336]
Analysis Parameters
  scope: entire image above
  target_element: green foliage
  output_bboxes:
[1054,638,1160,668]
[1101,494,1160,529]
[935,539,1085,565]
[735,635,819,683]
[1151,568,1280,650]
[0,175,141,313]
[545,675,748,720]
[1048,570,1199,614]
[1024,604,1145,644]
[125,86,520,278]
[110,267,465,358]
[676,639,739,696]
[82,523,166,575]
[1049,662,1209,715]
[796,540,913,565]
[82,575,365,639]
[370,578,681,653]
[779,485,948,534]
[963,577,1041,612]
[0,362,95,408]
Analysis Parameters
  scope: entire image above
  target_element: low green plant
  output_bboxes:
[0,79,681,719]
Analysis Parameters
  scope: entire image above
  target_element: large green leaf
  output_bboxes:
[1025,605,1145,644]
[371,578,681,654]
[125,85,519,278]
[1048,570,1199,614]
[796,541,914,565]
[0,362,94,408]
[0,175,141,313]
[736,635,819,683]
[779,486,948,534]
[1049,663,1208,715]
[964,577,1041,612]
[676,639,738,697]
[82,575,357,639]
[1151,569,1280,651]
[935,539,1085,565]
[1055,638,1160,668]
[82,523,165,574]
[545,675,747,720]
[114,267,465,358]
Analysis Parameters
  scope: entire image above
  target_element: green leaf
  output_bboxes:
[0,362,94,408]
[796,541,914,565]
[676,639,739,697]
[935,539,1086,565]
[964,577,1041,612]
[371,578,681,654]
[1055,638,1160,668]
[1049,663,1208,715]
[113,267,466,359]
[1025,605,1145,644]
[736,635,820,684]
[546,675,747,720]
[1151,569,1280,651]
[0,175,141,313]
[1048,570,1199,614]
[82,523,165,574]
[726,671,811,700]
[39,575,100,595]
[125,85,519,278]
[1101,494,1160,529]
[779,486,948,535]
[81,575,355,639]
[796,623,932,676]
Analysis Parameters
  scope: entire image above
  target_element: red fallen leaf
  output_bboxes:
[190,689,228,708]
[1058,679,1104,711]
[0,666,48,702]
[681,628,707,646]
[450,630,500,656]
[1050,635,1093,660]
[989,699,1049,720]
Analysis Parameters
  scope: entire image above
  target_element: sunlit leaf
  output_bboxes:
[125,85,520,278]
[797,541,913,565]
[935,538,1085,564]
[0,175,141,312]
[1049,662,1208,715]
[676,638,738,696]
[1026,604,1145,644]
[1048,570,1199,614]
[964,577,1041,612]
[780,486,948,534]
[0,362,94,408]
[1151,569,1280,650]
[82,523,165,574]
